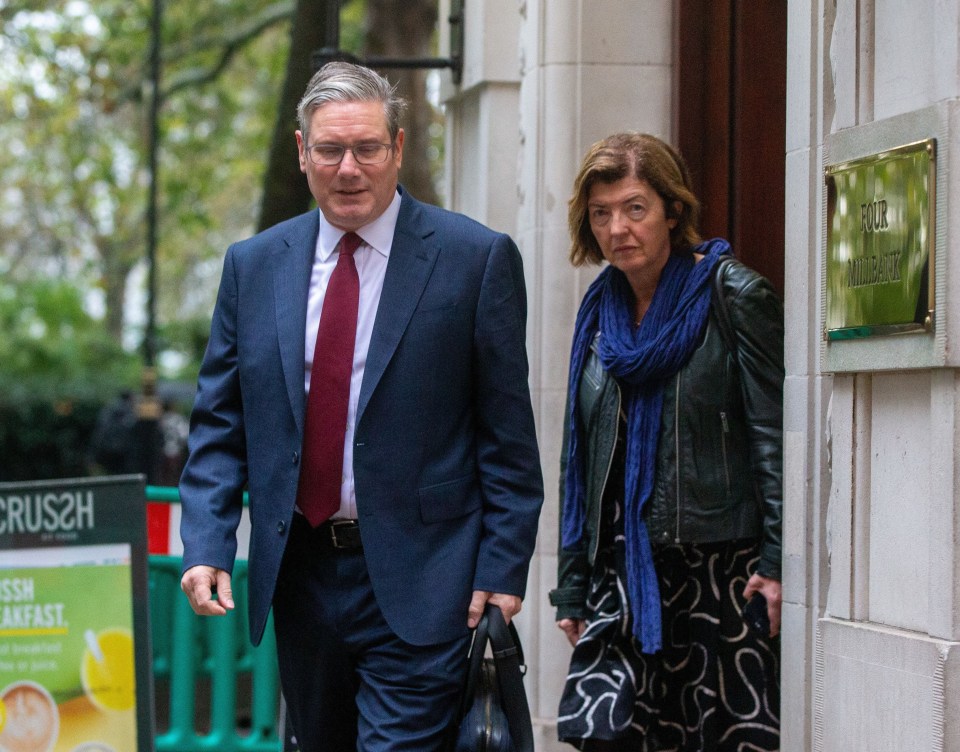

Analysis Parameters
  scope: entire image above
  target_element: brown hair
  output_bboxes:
[567,132,702,266]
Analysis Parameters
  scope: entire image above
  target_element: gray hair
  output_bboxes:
[296,61,407,142]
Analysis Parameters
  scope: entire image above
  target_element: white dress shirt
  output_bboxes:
[303,191,401,519]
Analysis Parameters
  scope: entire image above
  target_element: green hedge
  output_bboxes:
[0,395,103,482]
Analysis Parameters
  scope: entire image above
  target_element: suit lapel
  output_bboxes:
[274,211,320,435]
[357,194,438,423]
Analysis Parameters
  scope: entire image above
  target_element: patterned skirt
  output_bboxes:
[556,521,780,752]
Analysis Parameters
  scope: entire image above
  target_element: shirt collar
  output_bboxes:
[317,190,402,262]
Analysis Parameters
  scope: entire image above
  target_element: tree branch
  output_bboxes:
[164,0,293,60]
[116,0,294,104]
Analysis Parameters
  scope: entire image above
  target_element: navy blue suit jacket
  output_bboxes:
[179,189,544,646]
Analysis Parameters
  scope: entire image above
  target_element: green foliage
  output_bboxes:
[0,1,299,481]
[0,277,139,482]
[0,0,292,339]
[341,0,366,53]
[155,316,210,384]
[0,277,140,402]
[0,396,103,482]
[0,0,444,481]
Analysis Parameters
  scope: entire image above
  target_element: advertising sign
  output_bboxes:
[0,476,153,752]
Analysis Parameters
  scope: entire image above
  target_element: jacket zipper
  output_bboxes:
[674,372,682,543]
[592,381,622,564]
[720,410,732,496]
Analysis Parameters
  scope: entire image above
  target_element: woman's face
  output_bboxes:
[587,176,677,282]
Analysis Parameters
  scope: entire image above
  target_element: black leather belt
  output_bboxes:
[317,518,363,550]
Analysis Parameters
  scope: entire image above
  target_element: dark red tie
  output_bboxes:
[297,232,362,527]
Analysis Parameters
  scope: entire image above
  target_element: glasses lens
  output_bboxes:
[354,144,389,164]
[310,145,344,165]
[308,144,391,165]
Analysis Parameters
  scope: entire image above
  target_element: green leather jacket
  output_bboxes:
[550,259,784,621]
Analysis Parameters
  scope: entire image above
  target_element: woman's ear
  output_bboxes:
[667,200,682,229]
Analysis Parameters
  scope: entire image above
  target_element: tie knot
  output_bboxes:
[339,232,362,257]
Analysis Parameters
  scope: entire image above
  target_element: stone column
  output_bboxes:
[786,1,960,749]
[444,2,679,749]
[514,2,675,749]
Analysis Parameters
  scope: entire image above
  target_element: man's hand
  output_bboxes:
[467,590,522,628]
[181,565,235,616]
[742,572,782,638]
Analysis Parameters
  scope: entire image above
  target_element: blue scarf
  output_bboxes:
[562,238,730,652]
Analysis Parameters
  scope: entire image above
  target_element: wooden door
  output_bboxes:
[676,0,787,295]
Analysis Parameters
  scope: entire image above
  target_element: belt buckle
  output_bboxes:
[328,519,356,549]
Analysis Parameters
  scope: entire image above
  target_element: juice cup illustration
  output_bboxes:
[0,680,60,752]
[80,628,135,712]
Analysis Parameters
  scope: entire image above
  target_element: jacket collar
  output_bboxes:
[356,188,440,425]
[274,210,321,434]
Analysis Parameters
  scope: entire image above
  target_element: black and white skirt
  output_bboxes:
[557,520,780,751]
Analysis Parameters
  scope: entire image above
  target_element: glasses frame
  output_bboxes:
[305,142,395,166]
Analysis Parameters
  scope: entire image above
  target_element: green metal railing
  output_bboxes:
[147,487,281,751]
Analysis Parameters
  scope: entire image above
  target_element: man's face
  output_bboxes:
[296,100,404,231]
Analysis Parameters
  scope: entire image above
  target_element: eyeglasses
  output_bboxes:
[305,142,393,166]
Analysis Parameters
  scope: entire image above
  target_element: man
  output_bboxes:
[178,61,543,752]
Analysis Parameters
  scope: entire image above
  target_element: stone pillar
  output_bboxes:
[442,2,689,749]
[514,2,675,749]
[785,1,960,749]
[439,0,522,235]
[780,2,827,749]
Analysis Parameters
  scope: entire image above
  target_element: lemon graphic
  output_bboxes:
[0,696,5,732]
[81,627,136,712]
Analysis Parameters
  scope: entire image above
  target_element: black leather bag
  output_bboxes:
[451,604,534,752]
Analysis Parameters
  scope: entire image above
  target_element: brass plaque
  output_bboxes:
[825,139,935,340]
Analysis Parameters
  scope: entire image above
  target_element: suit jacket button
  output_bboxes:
[277,520,286,534]
[292,451,299,465]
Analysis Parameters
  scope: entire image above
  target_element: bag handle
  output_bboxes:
[457,608,489,721]
[456,604,535,752]
[711,255,738,356]
[485,605,535,752]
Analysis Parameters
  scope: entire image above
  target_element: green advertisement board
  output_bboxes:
[825,139,936,339]
[0,476,153,752]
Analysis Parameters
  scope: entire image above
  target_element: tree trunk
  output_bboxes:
[257,0,329,231]
[365,0,439,206]
[102,254,136,341]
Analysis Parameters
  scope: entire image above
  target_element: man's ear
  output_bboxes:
[295,130,307,172]
[394,128,405,168]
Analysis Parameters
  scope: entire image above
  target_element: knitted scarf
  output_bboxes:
[562,238,730,652]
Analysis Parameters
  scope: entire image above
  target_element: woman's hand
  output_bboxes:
[557,618,587,647]
[743,573,782,638]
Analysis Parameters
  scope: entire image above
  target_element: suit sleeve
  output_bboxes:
[178,244,247,575]
[470,233,544,598]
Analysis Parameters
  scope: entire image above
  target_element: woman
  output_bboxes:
[550,132,782,751]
